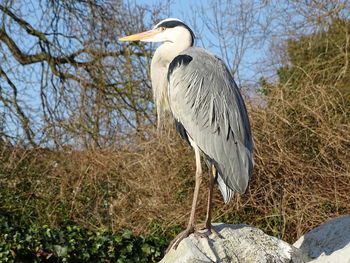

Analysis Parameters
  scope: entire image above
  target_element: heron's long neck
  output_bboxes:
[151,40,191,126]
[156,39,191,65]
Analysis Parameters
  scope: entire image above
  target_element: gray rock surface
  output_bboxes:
[161,223,309,263]
[294,214,350,263]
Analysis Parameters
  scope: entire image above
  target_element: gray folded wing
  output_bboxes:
[168,47,254,203]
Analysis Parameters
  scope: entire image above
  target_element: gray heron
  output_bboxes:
[119,18,254,250]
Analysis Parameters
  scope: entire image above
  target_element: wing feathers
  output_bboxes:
[168,47,254,201]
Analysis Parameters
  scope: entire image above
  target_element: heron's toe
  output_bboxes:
[195,223,223,238]
[166,226,195,252]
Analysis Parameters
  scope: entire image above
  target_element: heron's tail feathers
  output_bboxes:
[217,175,234,203]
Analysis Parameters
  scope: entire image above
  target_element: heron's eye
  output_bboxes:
[160,27,166,31]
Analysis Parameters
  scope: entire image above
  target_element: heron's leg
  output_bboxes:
[204,165,216,227]
[206,165,216,225]
[166,145,204,251]
[195,165,222,237]
[186,144,203,229]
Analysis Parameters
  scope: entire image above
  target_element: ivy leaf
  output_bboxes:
[53,245,68,257]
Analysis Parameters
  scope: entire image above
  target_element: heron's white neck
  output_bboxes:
[154,28,193,66]
[151,27,193,126]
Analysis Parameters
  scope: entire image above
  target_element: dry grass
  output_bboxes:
[1,80,349,244]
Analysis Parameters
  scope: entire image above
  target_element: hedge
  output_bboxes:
[0,215,169,262]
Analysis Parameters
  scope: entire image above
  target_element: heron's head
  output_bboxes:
[119,18,195,46]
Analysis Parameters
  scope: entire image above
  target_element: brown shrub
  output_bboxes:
[1,1,349,247]
[1,81,349,243]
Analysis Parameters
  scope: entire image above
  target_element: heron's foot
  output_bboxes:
[166,226,194,252]
[195,222,223,238]
[166,225,209,253]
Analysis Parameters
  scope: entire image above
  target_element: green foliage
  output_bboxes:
[321,200,337,214]
[290,20,348,75]
[275,18,350,101]
[260,18,350,100]
[0,215,169,262]
[258,18,350,163]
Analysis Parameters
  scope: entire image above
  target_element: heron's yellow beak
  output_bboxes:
[119,29,160,41]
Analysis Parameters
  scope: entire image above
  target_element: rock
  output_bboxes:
[305,243,350,263]
[160,223,309,263]
[293,214,350,263]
